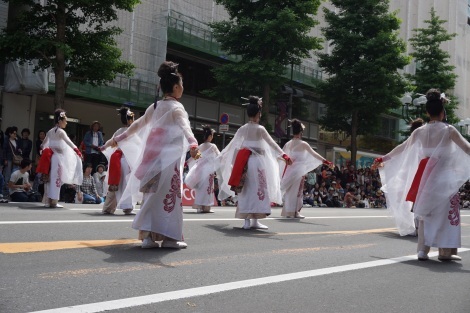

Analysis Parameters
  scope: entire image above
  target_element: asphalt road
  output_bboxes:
[1,202,469,313]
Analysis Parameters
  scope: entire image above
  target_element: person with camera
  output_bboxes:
[8,159,40,202]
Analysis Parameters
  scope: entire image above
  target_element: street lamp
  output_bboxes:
[457,118,470,136]
[281,84,303,138]
[401,92,427,122]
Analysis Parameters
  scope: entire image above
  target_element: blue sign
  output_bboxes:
[220,113,229,124]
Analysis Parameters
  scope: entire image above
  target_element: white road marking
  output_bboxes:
[1,215,469,225]
[29,248,470,313]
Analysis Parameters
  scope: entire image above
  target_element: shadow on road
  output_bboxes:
[203,223,281,241]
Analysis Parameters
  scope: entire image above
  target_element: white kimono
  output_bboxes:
[185,142,220,209]
[379,122,470,248]
[218,122,285,219]
[281,138,323,216]
[115,100,196,241]
[41,127,83,201]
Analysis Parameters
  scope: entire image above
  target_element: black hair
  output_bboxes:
[85,163,93,170]
[37,130,46,140]
[158,61,182,94]
[246,96,262,117]
[5,126,18,136]
[54,109,66,124]
[410,118,424,133]
[21,128,30,135]
[290,119,304,135]
[202,125,214,141]
[118,107,134,125]
[20,158,32,169]
[425,88,444,117]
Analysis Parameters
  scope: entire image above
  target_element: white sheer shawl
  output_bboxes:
[42,126,83,185]
[185,142,220,189]
[379,122,470,235]
[217,122,285,203]
[112,100,197,202]
[281,138,323,193]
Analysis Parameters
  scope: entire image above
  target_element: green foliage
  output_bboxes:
[407,7,458,124]
[316,0,409,164]
[0,0,139,107]
[209,0,323,115]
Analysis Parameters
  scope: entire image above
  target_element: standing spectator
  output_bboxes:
[3,126,22,184]
[32,130,46,195]
[36,109,83,208]
[185,125,220,213]
[83,121,104,173]
[217,96,292,230]
[8,159,40,202]
[93,164,107,200]
[280,119,330,218]
[111,61,197,249]
[19,128,33,160]
[76,163,102,204]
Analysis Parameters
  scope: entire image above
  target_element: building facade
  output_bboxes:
[0,0,469,163]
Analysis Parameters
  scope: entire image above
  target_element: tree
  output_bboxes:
[0,0,139,109]
[316,0,409,166]
[408,7,458,124]
[209,0,323,125]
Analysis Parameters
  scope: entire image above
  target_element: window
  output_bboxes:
[377,117,397,140]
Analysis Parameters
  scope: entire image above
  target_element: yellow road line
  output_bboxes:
[0,239,140,254]
[0,228,393,254]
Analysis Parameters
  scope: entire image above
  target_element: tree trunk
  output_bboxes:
[350,110,358,168]
[54,3,67,110]
[262,83,270,126]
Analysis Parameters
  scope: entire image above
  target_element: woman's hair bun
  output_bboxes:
[157,61,179,79]
[425,88,441,102]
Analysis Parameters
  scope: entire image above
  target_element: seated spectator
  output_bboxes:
[76,163,102,204]
[8,159,41,202]
[93,164,107,199]
[344,187,359,208]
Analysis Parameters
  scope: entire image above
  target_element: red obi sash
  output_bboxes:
[405,157,430,202]
[108,150,123,186]
[228,148,252,188]
[36,148,53,174]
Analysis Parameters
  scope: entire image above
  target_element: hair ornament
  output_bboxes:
[127,110,134,117]
[440,93,451,103]
[59,112,66,118]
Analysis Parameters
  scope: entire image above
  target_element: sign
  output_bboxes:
[182,184,217,206]
[219,124,229,132]
[220,113,229,124]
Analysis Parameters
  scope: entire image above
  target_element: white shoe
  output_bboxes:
[161,240,187,249]
[417,251,429,261]
[295,213,305,219]
[242,219,251,229]
[141,238,159,249]
[251,221,268,229]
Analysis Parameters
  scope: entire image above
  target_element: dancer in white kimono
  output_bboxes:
[109,61,198,249]
[38,109,83,208]
[101,107,135,215]
[218,96,292,230]
[375,89,470,261]
[281,119,332,218]
[185,126,220,213]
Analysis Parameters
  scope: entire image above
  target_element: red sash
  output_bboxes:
[405,157,430,202]
[36,148,53,174]
[108,150,123,185]
[228,148,251,187]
